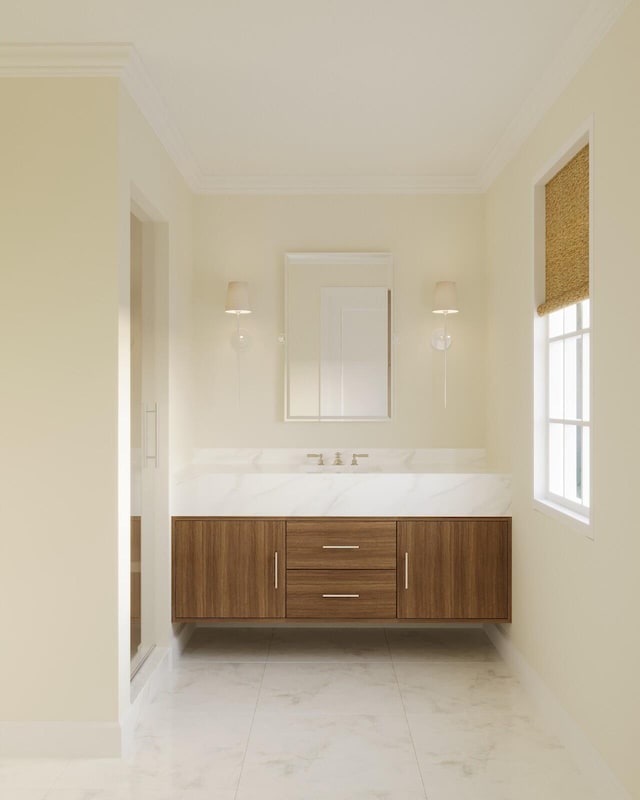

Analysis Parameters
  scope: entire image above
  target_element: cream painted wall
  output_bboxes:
[0,79,121,724]
[485,1,640,794]
[193,194,486,448]
[0,77,193,751]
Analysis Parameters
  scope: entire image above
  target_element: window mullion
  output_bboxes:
[543,301,590,514]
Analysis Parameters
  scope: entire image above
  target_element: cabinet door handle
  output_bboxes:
[404,552,409,590]
[322,594,360,598]
[322,545,360,550]
[274,551,278,590]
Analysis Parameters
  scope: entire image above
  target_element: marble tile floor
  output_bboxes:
[1,628,607,800]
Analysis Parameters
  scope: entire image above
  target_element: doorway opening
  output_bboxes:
[130,211,158,678]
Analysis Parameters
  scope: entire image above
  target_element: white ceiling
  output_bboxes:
[0,1,627,190]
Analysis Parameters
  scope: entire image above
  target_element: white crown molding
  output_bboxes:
[196,173,482,195]
[0,43,201,191]
[285,252,392,267]
[207,0,629,196]
[0,42,132,76]
[120,48,201,190]
[479,0,632,191]
[0,0,631,199]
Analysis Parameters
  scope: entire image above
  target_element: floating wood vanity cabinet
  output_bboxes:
[172,517,511,623]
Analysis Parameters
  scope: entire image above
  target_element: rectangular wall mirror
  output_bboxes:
[284,252,393,421]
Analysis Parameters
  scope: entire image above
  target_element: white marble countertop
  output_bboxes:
[185,447,490,471]
[172,449,511,518]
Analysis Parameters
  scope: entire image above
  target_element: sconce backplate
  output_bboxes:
[431,328,452,351]
[231,329,250,351]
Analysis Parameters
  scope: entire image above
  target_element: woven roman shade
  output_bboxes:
[537,144,589,316]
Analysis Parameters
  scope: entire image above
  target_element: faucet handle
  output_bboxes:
[307,453,324,466]
[351,453,369,466]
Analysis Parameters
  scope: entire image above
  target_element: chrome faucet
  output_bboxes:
[333,451,343,466]
[351,453,369,466]
[306,453,324,466]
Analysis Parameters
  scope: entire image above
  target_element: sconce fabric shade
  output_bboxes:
[225,281,251,314]
[432,281,459,314]
[537,144,589,316]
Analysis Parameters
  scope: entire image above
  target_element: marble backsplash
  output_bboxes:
[185,448,489,474]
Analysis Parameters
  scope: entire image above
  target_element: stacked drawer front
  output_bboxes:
[286,520,396,618]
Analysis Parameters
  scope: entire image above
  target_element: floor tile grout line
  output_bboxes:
[36,757,74,797]
[232,628,274,800]
[384,627,431,800]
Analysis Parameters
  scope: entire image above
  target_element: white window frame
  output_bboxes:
[533,118,594,537]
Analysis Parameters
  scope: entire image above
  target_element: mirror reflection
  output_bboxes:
[284,253,393,421]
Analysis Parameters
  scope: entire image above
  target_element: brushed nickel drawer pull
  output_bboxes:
[322,593,360,598]
[404,552,409,590]
[322,545,360,550]
[274,551,278,590]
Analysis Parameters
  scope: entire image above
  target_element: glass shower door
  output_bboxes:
[130,212,155,677]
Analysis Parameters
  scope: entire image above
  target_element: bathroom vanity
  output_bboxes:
[171,448,512,624]
[172,516,511,624]
[170,258,512,626]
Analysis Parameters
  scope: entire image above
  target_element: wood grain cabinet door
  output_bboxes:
[397,519,510,621]
[397,520,453,618]
[173,519,285,619]
[451,519,510,619]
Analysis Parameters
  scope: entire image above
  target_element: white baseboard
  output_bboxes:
[0,721,121,758]
[485,624,631,800]
[0,627,196,759]
[121,625,195,754]
[121,646,170,756]
[0,648,172,758]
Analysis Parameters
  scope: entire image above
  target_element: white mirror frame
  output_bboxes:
[284,252,394,422]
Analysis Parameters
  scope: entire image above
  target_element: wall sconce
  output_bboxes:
[431,281,459,408]
[225,281,251,350]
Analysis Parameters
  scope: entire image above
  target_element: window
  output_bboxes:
[533,126,591,530]
[546,299,590,515]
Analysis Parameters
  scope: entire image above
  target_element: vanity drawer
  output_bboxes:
[286,570,396,618]
[286,521,396,569]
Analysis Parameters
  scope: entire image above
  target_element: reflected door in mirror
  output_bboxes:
[320,287,390,418]
[285,252,393,422]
